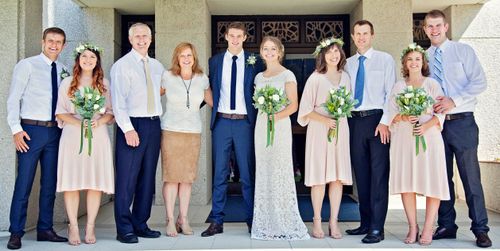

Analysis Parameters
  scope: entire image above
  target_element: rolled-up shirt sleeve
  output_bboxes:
[7,60,31,135]
[111,63,134,133]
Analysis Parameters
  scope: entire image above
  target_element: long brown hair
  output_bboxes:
[169,42,204,76]
[68,49,106,97]
[315,43,346,74]
[401,50,430,78]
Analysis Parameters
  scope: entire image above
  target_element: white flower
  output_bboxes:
[95,95,100,101]
[339,98,345,105]
[99,107,106,113]
[272,94,280,102]
[87,94,93,99]
[404,93,414,98]
[337,108,342,114]
[408,43,416,49]
[320,41,327,47]
[93,104,99,110]
[407,86,413,90]
[329,89,335,94]
[257,96,265,104]
[246,55,257,66]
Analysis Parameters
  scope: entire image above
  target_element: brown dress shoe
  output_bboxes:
[201,222,223,237]
[476,232,492,248]
[7,234,22,250]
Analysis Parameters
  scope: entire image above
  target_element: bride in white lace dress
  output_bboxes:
[251,36,310,240]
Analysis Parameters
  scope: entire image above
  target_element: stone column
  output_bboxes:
[154,0,212,206]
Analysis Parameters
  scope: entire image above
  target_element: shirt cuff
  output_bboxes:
[450,95,464,108]
[120,123,135,133]
[11,124,23,135]
[379,113,390,126]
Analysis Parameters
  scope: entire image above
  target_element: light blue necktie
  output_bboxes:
[433,48,446,94]
[354,55,366,108]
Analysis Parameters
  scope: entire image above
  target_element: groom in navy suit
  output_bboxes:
[202,22,261,237]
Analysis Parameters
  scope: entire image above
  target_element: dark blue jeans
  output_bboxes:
[9,124,61,236]
[438,115,489,234]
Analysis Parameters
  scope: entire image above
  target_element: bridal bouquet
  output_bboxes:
[322,86,358,143]
[395,85,435,155]
[71,87,106,155]
[253,85,289,147]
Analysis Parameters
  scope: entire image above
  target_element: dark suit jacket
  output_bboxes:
[208,51,262,130]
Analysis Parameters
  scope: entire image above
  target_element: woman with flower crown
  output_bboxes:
[55,43,114,245]
[297,37,352,239]
[251,36,309,240]
[387,43,449,245]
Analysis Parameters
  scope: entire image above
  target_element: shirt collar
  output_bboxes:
[356,47,374,59]
[40,52,57,66]
[430,38,450,52]
[224,49,245,61]
[131,48,150,62]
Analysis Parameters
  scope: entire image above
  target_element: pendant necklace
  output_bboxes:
[181,76,193,109]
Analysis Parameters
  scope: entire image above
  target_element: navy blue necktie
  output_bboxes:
[51,62,58,121]
[230,55,238,110]
[354,55,366,108]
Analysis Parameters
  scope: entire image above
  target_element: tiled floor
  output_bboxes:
[1,195,499,250]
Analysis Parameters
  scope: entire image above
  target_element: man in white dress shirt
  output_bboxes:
[344,20,396,244]
[6,27,69,250]
[424,10,491,248]
[111,22,164,244]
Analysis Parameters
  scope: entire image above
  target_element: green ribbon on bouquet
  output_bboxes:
[266,113,275,147]
[327,118,340,144]
[414,123,427,155]
[79,118,94,156]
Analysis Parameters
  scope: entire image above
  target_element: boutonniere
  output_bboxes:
[60,68,70,80]
[246,54,257,67]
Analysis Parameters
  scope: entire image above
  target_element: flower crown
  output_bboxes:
[73,42,103,58]
[400,43,428,61]
[312,37,344,57]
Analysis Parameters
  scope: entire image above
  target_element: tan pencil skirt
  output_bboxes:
[161,130,201,183]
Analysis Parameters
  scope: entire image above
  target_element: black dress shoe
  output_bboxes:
[247,223,252,233]
[116,233,139,244]
[345,226,369,235]
[7,234,22,250]
[201,222,223,237]
[432,226,457,240]
[476,232,492,248]
[362,230,384,244]
[135,227,161,238]
[37,230,68,242]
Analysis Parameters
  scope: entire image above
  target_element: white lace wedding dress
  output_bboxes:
[251,70,310,240]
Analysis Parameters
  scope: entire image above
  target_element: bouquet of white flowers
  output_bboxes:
[395,85,435,155]
[322,86,358,143]
[71,87,106,155]
[253,85,289,147]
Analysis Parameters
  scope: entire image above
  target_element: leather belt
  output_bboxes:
[445,112,473,121]
[131,116,160,120]
[21,119,57,127]
[217,112,247,120]
[351,109,383,118]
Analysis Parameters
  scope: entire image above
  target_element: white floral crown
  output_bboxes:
[312,37,344,57]
[400,43,428,61]
[73,42,103,58]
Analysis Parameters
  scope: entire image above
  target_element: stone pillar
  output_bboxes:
[154,0,212,206]
[350,0,413,74]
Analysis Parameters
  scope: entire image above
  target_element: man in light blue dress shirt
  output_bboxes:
[111,22,164,244]
[345,20,396,244]
[424,10,491,248]
[6,27,69,250]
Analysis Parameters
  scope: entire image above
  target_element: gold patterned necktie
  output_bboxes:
[142,57,155,114]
